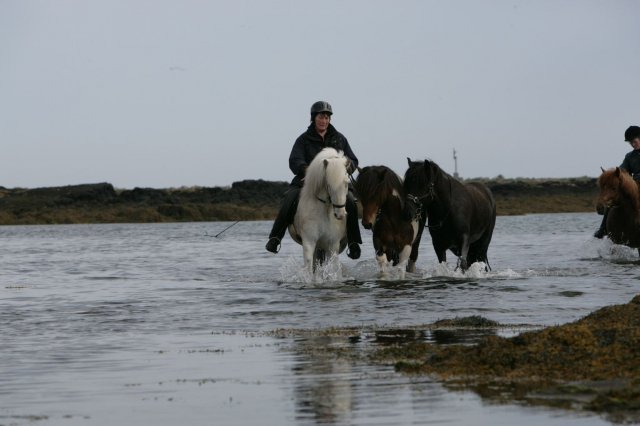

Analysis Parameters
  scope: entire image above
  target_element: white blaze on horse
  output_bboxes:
[288,148,350,272]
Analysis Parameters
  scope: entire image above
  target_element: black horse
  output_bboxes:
[403,158,496,271]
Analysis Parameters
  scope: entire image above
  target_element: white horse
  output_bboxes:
[288,148,350,272]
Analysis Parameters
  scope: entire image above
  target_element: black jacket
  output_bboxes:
[288,123,359,187]
[620,150,640,181]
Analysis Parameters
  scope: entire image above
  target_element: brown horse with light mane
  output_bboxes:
[596,167,640,254]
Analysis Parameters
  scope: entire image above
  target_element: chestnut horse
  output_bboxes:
[403,158,496,272]
[596,167,640,254]
[354,165,419,277]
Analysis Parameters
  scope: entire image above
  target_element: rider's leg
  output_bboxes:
[266,187,300,253]
[345,191,362,259]
[594,208,608,239]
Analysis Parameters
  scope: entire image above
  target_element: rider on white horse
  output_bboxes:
[265,101,362,259]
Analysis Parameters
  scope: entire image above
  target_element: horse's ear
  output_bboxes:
[323,159,329,169]
[601,167,605,173]
[407,157,412,167]
[615,167,621,177]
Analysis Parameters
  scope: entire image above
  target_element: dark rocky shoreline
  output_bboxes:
[0,177,598,225]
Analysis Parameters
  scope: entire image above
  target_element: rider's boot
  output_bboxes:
[266,187,300,253]
[594,209,608,239]
[346,193,362,259]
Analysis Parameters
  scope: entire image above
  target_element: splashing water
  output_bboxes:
[279,253,353,285]
[596,240,639,262]
[420,261,523,280]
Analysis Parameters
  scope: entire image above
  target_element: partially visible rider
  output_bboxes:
[594,125,640,238]
[265,101,362,258]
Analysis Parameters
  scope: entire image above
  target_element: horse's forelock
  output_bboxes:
[354,167,376,201]
[404,161,429,191]
[356,166,403,204]
[600,167,638,197]
[324,156,348,189]
[302,148,344,195]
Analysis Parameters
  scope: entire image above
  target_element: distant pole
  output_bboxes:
[453,148,459,179]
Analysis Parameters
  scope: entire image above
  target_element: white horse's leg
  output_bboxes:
[376,252,389,278]
[329,239,342,259]
[302,240,316,273]
[397,245,412,280]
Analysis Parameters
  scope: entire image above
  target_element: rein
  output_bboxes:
[425,209,451,230]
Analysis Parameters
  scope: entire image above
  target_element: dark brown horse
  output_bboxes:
[403,158,496,271]
[354,165,419,277]
[596,167,640,253]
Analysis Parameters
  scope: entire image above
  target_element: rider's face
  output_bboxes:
[630,137,640,150]
[314,113,331,133]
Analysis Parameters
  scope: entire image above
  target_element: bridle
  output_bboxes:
[316,195,346,209]
[406,179,452,229]
[316,184,346,209]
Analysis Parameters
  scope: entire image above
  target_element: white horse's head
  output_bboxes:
[305,148,350,220]
[323,156,350,220]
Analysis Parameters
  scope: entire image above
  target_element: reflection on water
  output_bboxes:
[291,336,356,424]
[284,327,603,425]
[0,214,636,425]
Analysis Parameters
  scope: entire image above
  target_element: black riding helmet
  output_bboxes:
[624,125,640,142]
[310,101,333,119]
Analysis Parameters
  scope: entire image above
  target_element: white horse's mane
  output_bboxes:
[302,148,348,197]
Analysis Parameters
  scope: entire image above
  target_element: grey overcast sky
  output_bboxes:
[2,0,639,189]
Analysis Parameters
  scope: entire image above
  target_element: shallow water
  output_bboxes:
[1,213,639,425]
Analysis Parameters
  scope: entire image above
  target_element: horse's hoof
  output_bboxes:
[265,237,281,253]
[456,259,468,272]
[347,243,361,259]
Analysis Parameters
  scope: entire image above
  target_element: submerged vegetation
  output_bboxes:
[371,295,640,422]
[0,176,597,225]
